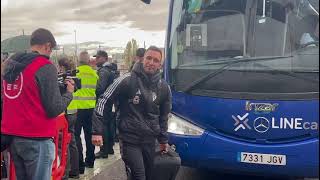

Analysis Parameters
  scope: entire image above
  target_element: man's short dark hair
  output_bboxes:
[136,48,146,58]
[58,57,74,71]
[146,46,162,59]
[30,28,57,48]
[93,50,108,59]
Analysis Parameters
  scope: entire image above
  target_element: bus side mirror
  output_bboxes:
[141,0,151,4]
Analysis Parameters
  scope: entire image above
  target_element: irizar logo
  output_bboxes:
[245,101,278,113]
[233,114,318,133]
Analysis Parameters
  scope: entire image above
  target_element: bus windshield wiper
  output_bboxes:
[179,56,292,67]
[249,62,319,84]
[181,55,299,93]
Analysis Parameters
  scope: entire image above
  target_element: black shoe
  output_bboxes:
[95,151,108,159]
[69,174,80,179]
[79,161,85,174]
[114,137,119,142]
[85,162,94,168]
[108,148,114,155]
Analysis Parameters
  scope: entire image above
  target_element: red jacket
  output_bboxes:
[1,56,56,138]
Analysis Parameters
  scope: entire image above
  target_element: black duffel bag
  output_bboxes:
[151,145,181,180]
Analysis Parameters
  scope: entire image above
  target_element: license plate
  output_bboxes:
[239,152,286,166]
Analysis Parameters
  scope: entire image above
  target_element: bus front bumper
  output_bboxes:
[168,132,319,178]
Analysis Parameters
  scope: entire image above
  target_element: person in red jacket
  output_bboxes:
[1,28,74,180]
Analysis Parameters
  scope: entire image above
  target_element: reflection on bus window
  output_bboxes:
[170,0,319,66]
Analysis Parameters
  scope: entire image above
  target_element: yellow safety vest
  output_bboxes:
[72,65,98,109]
[66,99,77,114]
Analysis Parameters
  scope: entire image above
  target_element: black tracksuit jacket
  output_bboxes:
[92,63,172,144]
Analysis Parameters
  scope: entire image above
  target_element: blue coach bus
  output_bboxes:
[143,0,319,178]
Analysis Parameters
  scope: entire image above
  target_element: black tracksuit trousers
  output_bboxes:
[100,112,115,154]
[120,141,155,180]
[75,109,95,169]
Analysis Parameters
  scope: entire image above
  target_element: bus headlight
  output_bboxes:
[168,113,204,136]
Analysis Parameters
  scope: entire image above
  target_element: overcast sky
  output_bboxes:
[1,0,169,47]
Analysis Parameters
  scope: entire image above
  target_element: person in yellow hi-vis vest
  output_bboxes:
[73,51,99,174]
[57,57,80,179]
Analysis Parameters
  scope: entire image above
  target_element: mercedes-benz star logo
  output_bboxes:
[253,117,270,133]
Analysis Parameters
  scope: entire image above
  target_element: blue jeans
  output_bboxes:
[10,137,55,180]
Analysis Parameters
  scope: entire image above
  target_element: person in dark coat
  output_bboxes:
[94,50,119,158]
[92,46,172,180]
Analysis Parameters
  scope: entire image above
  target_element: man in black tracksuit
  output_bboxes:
[92,46,172,180]
[94,50,119,158]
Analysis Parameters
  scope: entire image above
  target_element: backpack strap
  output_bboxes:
[127,72,137,103]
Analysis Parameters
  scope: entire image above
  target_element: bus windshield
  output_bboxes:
[169,0,319,99]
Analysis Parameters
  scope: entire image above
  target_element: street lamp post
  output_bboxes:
[74,30,78,64]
